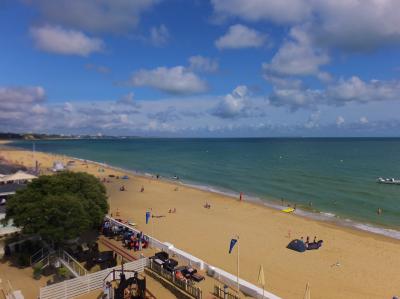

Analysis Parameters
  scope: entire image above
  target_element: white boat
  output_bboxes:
[376,177,400,185]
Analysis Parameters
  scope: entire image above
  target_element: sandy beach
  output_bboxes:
[1,144,400,299]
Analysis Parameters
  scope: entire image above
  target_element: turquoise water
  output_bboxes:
[10,138,400,234]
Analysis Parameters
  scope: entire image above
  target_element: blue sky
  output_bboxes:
[1,0,400,137]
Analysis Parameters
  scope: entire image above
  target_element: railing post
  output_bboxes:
[87,272,90,293]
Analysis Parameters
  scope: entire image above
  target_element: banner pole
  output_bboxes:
[237,235,240,297]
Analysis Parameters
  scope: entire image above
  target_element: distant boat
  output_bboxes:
[376,177,400,185]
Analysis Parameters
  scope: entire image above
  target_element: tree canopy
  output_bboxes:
[6,171,108,243]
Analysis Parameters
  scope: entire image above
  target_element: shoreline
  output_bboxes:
[2,142,400,298]
[3,140,400,241]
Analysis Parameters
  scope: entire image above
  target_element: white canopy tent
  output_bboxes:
[0,171,37,183]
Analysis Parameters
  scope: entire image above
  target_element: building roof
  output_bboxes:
[0,183,26,197]
[0,171,37,183]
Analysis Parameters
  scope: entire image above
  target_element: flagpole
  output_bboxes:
[151,209,154,247]
[237,235,240,297]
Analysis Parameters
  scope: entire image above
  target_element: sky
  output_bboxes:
[1,0,400,137]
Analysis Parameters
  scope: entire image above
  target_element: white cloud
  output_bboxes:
[263,27,329,77]
[2,85,400,137]
[30,25,104,56]
[269,87,322,110]
[336,116,345,126]
[326,76,400,105]
[211,0,311,24]
[269,76,400,110]
[116,92,140,107]
[360,116,369,124]
[211,0,400,51]
[311,1,400,51]
[215,24,266,50]
[0,86,45,106]
[129,66,208,95]
[150,24,169,46]
[188,55,219,73]
[27,0,160,34]
[212,85,265,119]
[304,111,320,128]
[0,86,47,131]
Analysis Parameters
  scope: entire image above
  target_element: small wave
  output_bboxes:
[320,212,336,218]
[350,222,400,239]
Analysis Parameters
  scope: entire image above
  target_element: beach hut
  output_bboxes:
[0,171,37,184]
[287,239,307,252]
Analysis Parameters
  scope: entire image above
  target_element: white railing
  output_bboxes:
[39,257,148,299]
[105,215,281,299]
[59,250,88,277]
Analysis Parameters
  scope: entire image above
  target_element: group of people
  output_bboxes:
[102,220,149,252]
[168,208,177,213]
[301,236,323,250]
[204,202,211,209]
[123,231,149,251]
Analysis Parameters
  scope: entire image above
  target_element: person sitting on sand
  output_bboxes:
[120,185,125,191]
[140,186,144,192]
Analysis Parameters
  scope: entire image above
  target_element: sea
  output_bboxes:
[10,138,400,239]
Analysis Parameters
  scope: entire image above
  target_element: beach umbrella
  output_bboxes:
[257,264,265,299]
[303,282,311,299]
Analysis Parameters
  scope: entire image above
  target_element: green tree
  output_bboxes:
[6,171,108,243]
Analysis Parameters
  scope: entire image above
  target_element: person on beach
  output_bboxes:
[377,208,382,215]
[140,185,144,192]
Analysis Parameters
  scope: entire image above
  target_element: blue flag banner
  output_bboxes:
[229,238,237,254]
[146,211,151,224]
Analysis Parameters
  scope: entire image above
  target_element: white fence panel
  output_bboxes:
[39,257,148,299]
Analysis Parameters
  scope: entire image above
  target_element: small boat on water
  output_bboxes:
[376,177,400,185]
